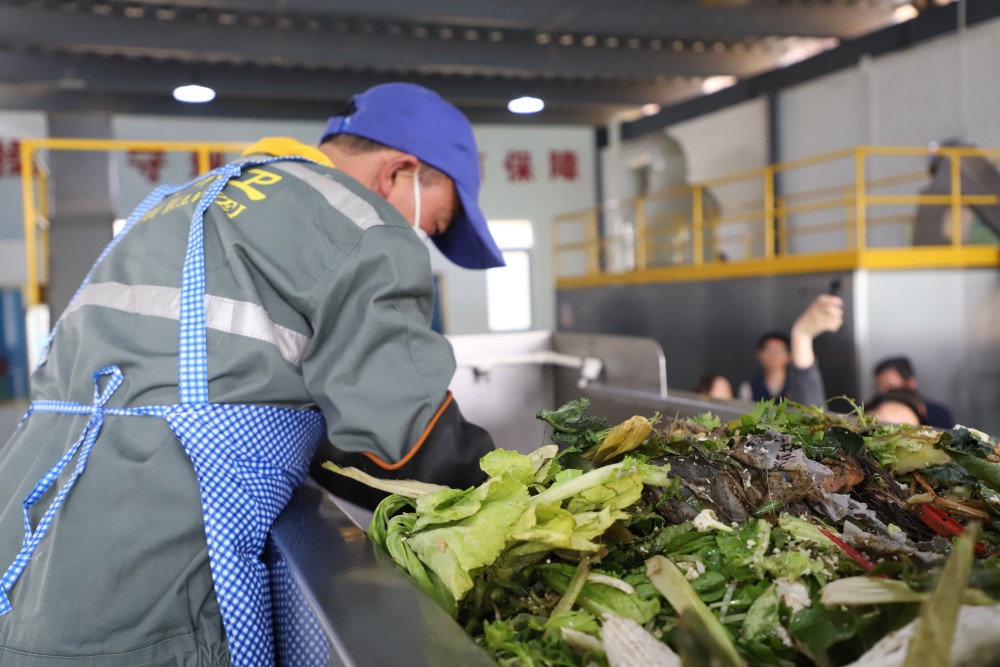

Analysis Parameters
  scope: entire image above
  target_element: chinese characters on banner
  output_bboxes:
[189,151,225,178]
[503,150,534,183]
[549,150,579,182]
[127,150,167,184]
[499,149,580,184]
[0,139,22,178]
[125,150,228,185]
[0,140,580,187]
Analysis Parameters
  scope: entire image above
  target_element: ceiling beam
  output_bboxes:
[105,0,897,40]
[0,83,624,125]
[0,4,781,79]
[0,50,703,110]
[619,0,1000,141]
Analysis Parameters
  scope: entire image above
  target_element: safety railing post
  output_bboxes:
[21,141,39,307]
[37,166,50,293]
[587,209,600,275]
[854,148,867,252]
[950,149,963,247]
[692,186,704,266]
[777,196,789,256]
[763,166,776,259]
[844,186,855,250]
[196,147,211,175]
[634,198,647,271]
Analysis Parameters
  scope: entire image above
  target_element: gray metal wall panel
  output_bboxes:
[961,273,1000,434]
[773,272,858,401]
[862,269,1000,433]
[558,268,999,433]
[558,271,856,402]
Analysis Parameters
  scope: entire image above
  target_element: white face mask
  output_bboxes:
[412,167,423,235]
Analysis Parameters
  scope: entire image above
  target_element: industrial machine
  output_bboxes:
[913,144,1000,245]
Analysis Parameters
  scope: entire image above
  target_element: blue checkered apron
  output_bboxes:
[0,158,332,666]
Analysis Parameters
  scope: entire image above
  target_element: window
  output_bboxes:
[486,220,533,332]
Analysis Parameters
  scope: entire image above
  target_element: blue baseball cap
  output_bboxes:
[323,83,504,269]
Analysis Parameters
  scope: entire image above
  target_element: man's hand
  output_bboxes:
[790,295,844,369]
[793,294,844,339]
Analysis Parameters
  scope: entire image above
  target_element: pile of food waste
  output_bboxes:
[326,399,1000,666]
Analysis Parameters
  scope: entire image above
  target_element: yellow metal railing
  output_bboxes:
[554,145,1000,287]
[20,138,248,306]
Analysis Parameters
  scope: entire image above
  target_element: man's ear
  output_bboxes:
[907,377,919,390]
[375,153,420,198]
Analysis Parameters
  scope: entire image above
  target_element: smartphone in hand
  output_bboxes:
[828,277,842,297]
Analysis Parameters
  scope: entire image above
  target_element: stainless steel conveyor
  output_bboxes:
[278,332,753,666]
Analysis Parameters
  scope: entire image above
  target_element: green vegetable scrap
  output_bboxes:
[645,554,748,667]
[326,399,1000,666]
[902,523,980,667]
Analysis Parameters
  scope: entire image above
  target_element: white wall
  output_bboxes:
[670,98,769,186]
[600,98,768,262]
[595,17,1000,258]
[113,115,595,335]
[670,99,769,260]
[434,125,595,334]
[780,16,1000,251]
[0,111,46,287]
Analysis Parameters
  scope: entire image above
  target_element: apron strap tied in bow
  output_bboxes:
[0,366,128,614]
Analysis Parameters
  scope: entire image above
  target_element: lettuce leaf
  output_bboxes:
[742,584,779,641]
[539,562,660,624]
[406,475,530,605]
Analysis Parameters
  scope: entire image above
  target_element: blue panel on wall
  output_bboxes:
[430,274,444,334]
[0,289,29,399]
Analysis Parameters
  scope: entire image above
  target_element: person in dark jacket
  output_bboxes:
[738,332,792,401]
[873,356,954,429]
[867,388,927,427]
[737,295,844,407]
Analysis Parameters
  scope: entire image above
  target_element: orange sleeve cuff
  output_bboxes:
[363,392,454,471]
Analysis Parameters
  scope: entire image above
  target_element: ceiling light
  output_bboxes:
[701,75,737,94]
[173,83,216,103]
[778,37,839,67]
[893,4,919,22]
[641,103,661,116]
[508,96,544,114]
